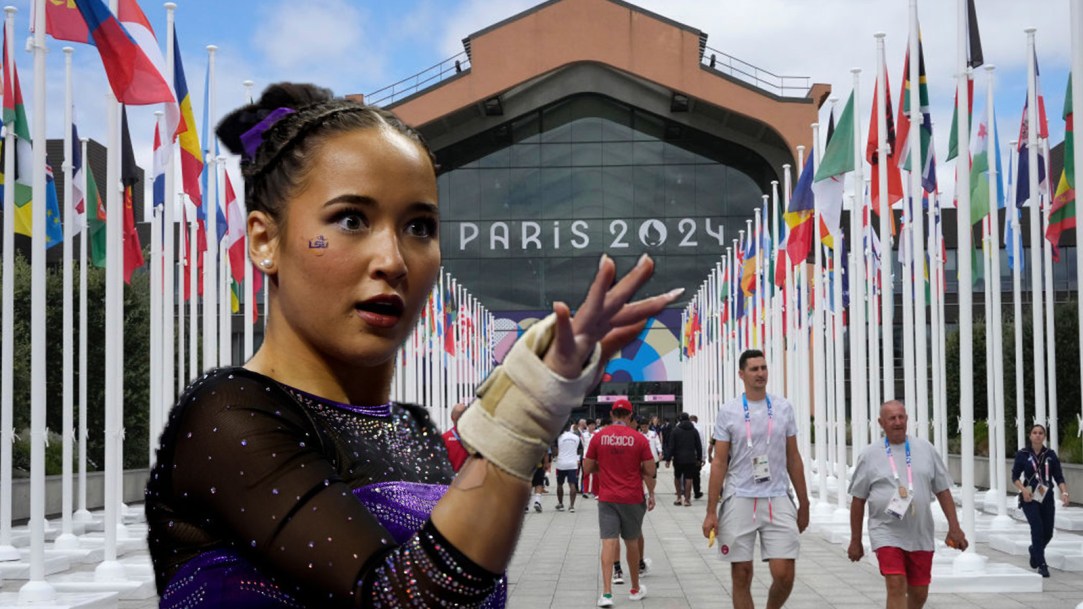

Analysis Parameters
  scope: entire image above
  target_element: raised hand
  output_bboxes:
[542,254,682,379]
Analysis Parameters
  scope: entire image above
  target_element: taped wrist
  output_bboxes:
[456,313,602,481]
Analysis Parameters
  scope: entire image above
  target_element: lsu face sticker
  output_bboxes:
[308,234,329,255]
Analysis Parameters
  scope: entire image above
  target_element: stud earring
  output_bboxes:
[259,259,272,268]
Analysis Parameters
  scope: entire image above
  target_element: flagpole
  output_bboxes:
[905,0,920,432]
[809,123,828,515]
[874,33,893,406]
[1008,141,1025,453]
[75,136,91,524]
[242,79,255,357]
[1025,28,1047,431]
[849,67,867,460]
[203,45,219,370]
[53,44,79,551]
[176,209,186,393]
[985,64,1010,527]
[149,111,165,472]
[865,178,880,445]
[188,204,198,379]
[955,0,977,554]
[218,155,231,365]
[163,1,177,416]
[1071,0,1083,464]
[1040,139,1058,452]
[21,0,53,597]
[0,4,17,563]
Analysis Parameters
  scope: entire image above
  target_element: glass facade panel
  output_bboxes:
[436,94,778,382]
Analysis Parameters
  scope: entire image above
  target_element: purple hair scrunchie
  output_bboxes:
[239,107,296,160]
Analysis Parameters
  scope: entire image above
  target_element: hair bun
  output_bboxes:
[217,82,335,158]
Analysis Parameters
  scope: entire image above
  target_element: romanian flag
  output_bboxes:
[173,25,203,209]
[785,151,815,266]
[55,0,175,106]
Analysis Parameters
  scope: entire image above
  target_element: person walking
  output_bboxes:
[1012,423,1070,578]
[554,423,583,512]
[584,399,656,606]
[665,412,703,506]
[702,349,809,609]
[847,400,969,609]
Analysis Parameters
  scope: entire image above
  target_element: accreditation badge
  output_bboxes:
[752,455,771,483]
[1034,484,1048,503]
[886,487,913,520]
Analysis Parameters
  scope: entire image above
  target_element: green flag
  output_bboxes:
[86,163,107,268]
[814,91,856,181]
[969,106,991,223]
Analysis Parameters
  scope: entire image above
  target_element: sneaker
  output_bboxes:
[1028,546,1038,569]
[628,583,647,601]
[1038,564,1050,578]
[612,570,624,585]
[694,493,704,499]
[533,501,542,513]
[555,504,564,511]
[638,557,652,577]
[569,505,575,513]
[597,594,614,607]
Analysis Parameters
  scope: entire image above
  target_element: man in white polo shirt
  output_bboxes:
[553,423,582,512]
[702,349,809,609]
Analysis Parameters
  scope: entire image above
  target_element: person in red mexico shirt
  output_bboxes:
[441,402,469,472]
[583,399,656,607]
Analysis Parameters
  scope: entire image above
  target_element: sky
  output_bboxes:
[12,0,1075,221]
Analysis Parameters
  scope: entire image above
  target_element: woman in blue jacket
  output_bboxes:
[1011,424,1070,577]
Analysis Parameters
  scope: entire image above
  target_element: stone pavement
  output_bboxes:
[42,466,1078,608]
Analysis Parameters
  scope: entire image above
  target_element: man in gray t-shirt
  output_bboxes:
[847,400,968,609]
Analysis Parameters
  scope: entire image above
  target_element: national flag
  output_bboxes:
[59,0,175,106]
[121,106,145,283]
[0,37,63,248]
[813,91,855,238]
[969,105,992,223]
[173,25,202,209]
[784,150,815,265]
[117,0,179,136]
[897,38,938,194]
[45,0,92,43]
[740,230,758,297]
[867,65,903,225]
[965,0,984,69]
[224,170,246,286]
[1015,92,1050,208]
[443,284,457,355]
[86,161,107,268]
[946,79,975,162]
[1047,73,1075,260]
[70,124,86,234]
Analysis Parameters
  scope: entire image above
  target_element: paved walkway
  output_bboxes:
[505,467,1083,609]
[14,467,1077,608]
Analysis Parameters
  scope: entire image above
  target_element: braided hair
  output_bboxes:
[216,82,436,227]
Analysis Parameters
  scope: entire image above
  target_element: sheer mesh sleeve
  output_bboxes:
[148,369,500,607]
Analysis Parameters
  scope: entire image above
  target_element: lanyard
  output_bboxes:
[741,393,773,448]
[1028,452,1049,485]
[884,436,913,492]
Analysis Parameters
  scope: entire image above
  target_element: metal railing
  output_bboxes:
[365,51,471,107]
[700,45,810,98]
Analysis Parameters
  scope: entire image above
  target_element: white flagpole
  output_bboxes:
[188,205,198,379]
[831,228,845,483]
[242,79,255,359]
[163,2,177,415]
[1071,1,1083,463]
[1025,28,1047,430]
[22,0,54,597]
[849,68,867,461]
[1041,139,1058,452]
[218,156,231,365]
[148,112,164,471]
[865,177,880,445]
[55,45,78,550]
[0,5,15,561]
[1009,141,1026,450]
[985,65,1010,525]
[202,46,219,371]
[955,0,976,550]
[95,0,126,584]
[929,197,944,452]
[906,0,920,431]
[74,137,92,524]
[176,212,186,393]
[876,32,895,403]
[810,124,828,513]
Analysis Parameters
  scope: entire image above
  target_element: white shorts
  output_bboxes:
[716,495,800,562]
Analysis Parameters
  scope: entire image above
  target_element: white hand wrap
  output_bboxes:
[456,313,603,481]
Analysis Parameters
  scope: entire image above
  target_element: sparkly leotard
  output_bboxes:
[146,367,505,608]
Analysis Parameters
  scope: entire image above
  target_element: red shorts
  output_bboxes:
[875,547,934,587]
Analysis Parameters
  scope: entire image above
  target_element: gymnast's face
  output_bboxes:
[271,126,439,367]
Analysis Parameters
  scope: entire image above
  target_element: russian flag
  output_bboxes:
[71,0,175,106]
